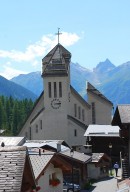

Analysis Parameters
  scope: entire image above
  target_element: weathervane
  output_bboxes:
[55,28,62,44]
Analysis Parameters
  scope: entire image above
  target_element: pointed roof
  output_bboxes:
[112,104,130,124]
[87,82,113,105]
[42,43,71,76]
[0,146,36,191]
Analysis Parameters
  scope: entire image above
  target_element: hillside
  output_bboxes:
[11,60,130,107]
[0,75,37,101]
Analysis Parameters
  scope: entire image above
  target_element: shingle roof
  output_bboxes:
[0,137,25,146]
[24,140,70,149]
[92,153,105,162]
[0,146,27,192]
[118,105,130,123]
[84,124,120,137]
[60,149,91,163]
[29,152,54,180]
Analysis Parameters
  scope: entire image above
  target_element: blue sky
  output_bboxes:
[0,0,130,79]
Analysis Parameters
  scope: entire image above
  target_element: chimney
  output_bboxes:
[1,142,5,147]
[57,143,61,152]
[39,148,41,156]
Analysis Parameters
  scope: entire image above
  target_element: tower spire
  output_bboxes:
[55,28,62,44]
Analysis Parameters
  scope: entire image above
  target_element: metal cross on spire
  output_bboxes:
[55,28,62,44]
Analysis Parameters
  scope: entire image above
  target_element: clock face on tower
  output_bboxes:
[51,98,61,109]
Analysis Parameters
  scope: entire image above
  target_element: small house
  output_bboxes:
[29,149,71,192]
[87,153,111,180]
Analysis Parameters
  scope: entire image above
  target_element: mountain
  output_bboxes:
[10,59,130,108]
[11,72,43,96]
[93,59,115,74]
[0,75,37,101]
[97,61,130,106]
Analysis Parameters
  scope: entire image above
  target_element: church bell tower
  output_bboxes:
[41,40,71,111]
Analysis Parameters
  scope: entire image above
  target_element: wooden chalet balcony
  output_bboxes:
[120,129,129,138]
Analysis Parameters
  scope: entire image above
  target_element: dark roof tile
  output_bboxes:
[0,146,26,191]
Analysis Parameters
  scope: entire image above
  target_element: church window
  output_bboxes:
[40,120,42,130]
[54,82,57,98]
[92,102,96,124]
[82,109,85,121]
[48,82,52,98]
[74,104,77,117]
[29,127,31,140]
[59,82,62,97]
[25,131,28,138]
[74,129,77,137]
[36,124,38,133]
[78,106,81,119]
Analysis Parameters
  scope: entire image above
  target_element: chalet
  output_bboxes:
[24,140,91,190]
[29,149,71,192]
[84,124,123,162]
[87,153,111,179]
[112,104,130,178]
[112,104,130,156]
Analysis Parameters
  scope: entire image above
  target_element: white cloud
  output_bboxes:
[0,32,81,63]
[0,66,28,80]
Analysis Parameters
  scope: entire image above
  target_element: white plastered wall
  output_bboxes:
[38,163,63,192]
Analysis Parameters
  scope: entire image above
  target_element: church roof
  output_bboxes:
[87,82,113,105]
[71,85,90,108]
[42,43,71,76]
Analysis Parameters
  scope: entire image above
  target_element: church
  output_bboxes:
[19,42,113,147]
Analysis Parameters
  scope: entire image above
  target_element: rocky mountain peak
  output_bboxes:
[93,59,115,73]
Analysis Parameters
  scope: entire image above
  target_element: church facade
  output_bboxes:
[19,43,113,147]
